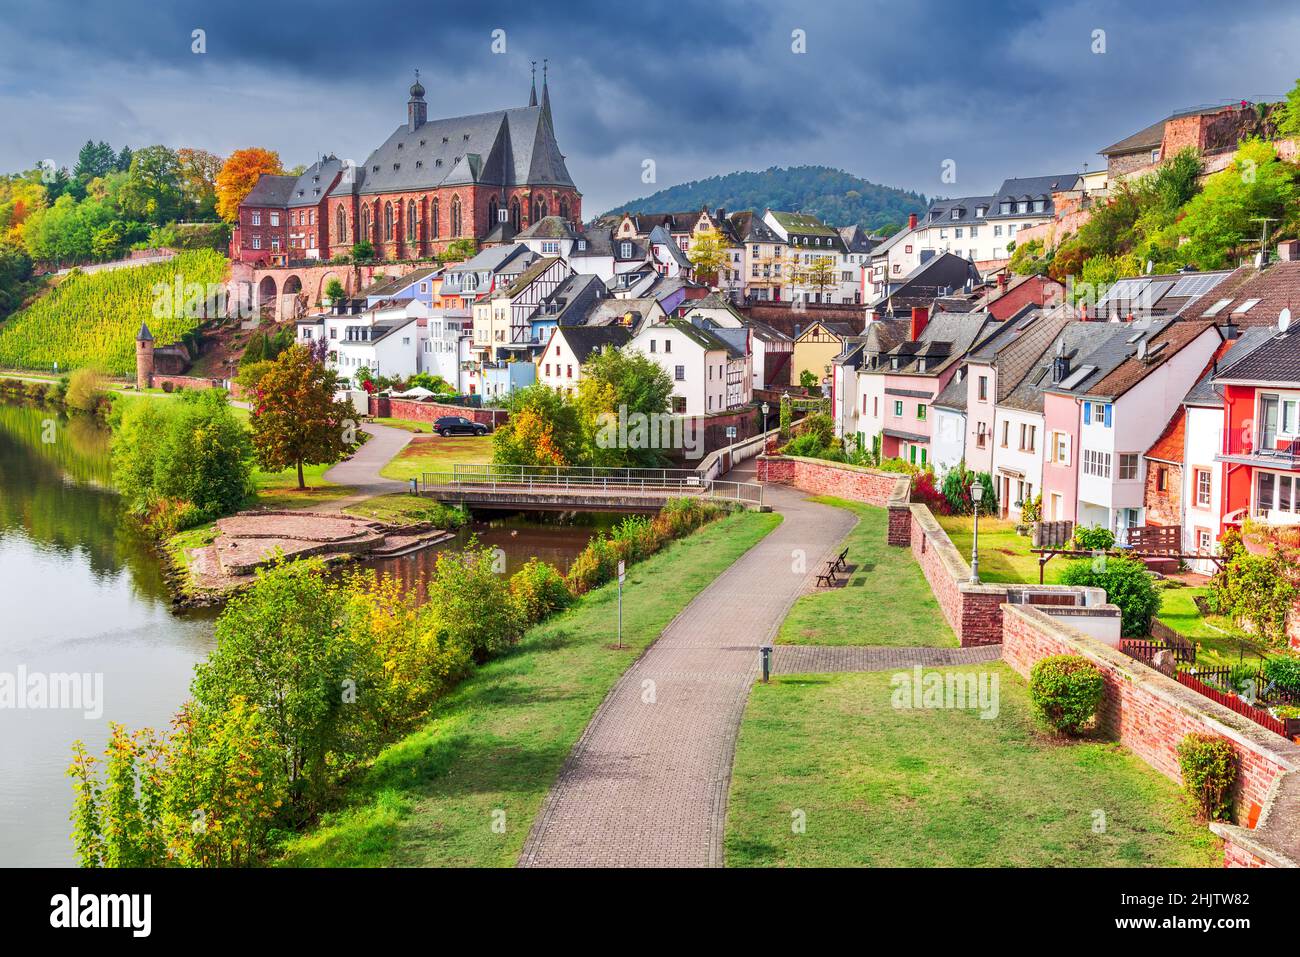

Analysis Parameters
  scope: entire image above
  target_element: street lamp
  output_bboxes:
[761,401,771,433]
[969,480,984,584]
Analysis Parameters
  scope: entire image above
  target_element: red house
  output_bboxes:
[230,156,344,266]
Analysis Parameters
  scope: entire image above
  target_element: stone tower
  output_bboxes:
[135,322,155,390]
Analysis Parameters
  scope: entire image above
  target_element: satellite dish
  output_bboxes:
[1145,260,1154,274]
[1136,338,1148,360]
[1281,307,1292,333]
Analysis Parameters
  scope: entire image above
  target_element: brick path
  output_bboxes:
[773,644,1000,674]
[519,477,857,867]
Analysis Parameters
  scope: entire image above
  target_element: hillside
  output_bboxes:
[0,249,228,377]
[601,165,927,233]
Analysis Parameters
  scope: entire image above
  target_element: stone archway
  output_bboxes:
[316,271,343,308]
[281,275,305,320]
[257,275,277,321]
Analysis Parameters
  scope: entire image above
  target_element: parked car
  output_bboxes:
[434,415,489,437]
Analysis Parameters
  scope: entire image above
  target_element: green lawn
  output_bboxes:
[725,664,1220,867]
[372,416,437,433]
[937,514,1062,584]
[777,497,955,647]
[380,434,493,481]
[343,493,467,526]
[277,508,783,867]
[1157,585,1270,669]
[251,462,351,510]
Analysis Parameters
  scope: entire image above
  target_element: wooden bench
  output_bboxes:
[834,547,849,571]
[815,560,839,588]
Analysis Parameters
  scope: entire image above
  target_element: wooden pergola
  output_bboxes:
[1028,547,1225,584]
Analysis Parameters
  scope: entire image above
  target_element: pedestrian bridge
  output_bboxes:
[420,464,765,512]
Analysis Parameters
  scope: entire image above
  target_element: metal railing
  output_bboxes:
[421,463,764,506]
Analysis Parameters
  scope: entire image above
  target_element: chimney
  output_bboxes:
[716,207,727,222]
[910,306,929,342]
[908,213,918,230]
[996,273,1007,293]
[1080,302,1088,321]
[1279,240,1300,262]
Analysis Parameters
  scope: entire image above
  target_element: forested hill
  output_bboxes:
[601,165,927,234]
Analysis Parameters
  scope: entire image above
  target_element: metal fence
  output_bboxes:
[421,463,764,506]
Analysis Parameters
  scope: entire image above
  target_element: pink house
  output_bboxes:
[1042,391,1081,522]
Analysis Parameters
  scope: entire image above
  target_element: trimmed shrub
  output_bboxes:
[1176,733,1237,822]
[1028,654,1105,735]
[509,558,573,625]
[1059,553,1160,638]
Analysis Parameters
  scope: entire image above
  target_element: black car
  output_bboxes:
[434,415,489,437]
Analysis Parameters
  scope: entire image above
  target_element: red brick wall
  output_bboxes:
[1001,603,1299,825]
[1222,842,1275,868]
[755,455,908,507]
[370,395,508,428]
[149,374,224,391]
[1144,461,1182,527]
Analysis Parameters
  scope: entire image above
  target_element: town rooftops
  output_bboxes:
[1191,260,1300,328]
[362,266,441,298]
[1094,269,1234,319]
[517,215,578,240]
[1184,326,1277,404]
[1214,321,1300,385]
[241,174,297,208]
[727,210,783,244]
[1001,321,1103,413]
[924,195,995,226]
[1061,319,1219,401]
[444,242,534,276]
[766,209,839,238]
[499,256,564,297]
[1099,105,1230,157]
[287,156,345,207]
[873,312,992,377]
[969,307,1074,403]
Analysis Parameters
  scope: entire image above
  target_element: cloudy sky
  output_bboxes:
[1,0,1296,213]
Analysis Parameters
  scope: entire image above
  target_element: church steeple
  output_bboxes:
[407,69,427,132]
[541,59,551,119]
[528,61,537,107]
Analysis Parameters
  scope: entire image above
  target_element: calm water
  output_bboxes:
[0,401,611,867]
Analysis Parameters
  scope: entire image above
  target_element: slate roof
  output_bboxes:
[242,174,297,208]
[933,369,969,411]
[1001,321,1102,413]
[767,209,839,238]
[546,274,607,325]
[985,174,1078,220]
[1214,323,1300,384]
[1099,106,1226,157]
[648,224,692,269]
[838,225,881,254]
[1038,319,1170,399]
[971,307,1074,403]
[872,313,992,378]
[1184,326,1276,405]
[444,242,534,277]
[330,100,574,199]
[728,210,783,244]
[923,195,995,227]
[586,298,662,328]
[552,325,631,362]
[500,256,564,297]
[664,318,741,357]
[363,266,441,298]
[287,157,345,208]
[518,216,578,240]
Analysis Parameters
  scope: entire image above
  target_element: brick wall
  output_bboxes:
[755,454,908,507]
[150,374,224,392]
[370,395,508,428]
[1001,603,1300,825]
[907,504,1006,646]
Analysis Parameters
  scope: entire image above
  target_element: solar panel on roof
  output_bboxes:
[1170,274,1221,298]
[1143,280,1174,306]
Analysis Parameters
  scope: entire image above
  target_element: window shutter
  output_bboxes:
[1104,404,1113,428]
[1082,402,1091,425]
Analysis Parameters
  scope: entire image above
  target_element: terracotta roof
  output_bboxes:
[1192,261,1300,327]
[1086,319,1219,399]
[1145,406,1186,464]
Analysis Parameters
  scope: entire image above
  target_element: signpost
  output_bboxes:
[725,425,737,469]
[616,560,625,649]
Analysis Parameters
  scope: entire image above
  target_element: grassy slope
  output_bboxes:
[0,250,228,376]
[278,508,783,867]
[936,514,1063,584]
[777,496,956,647]
[379,433,492,481]
[726,664,1219,867]
[1157,585,1271,668]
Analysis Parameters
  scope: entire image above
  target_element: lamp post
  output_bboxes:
[761,401,771,434]
[970,480,984,584]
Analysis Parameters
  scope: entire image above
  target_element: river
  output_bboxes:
[0,401,613,866]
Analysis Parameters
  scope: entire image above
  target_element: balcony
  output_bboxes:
[1217,430,1300,468]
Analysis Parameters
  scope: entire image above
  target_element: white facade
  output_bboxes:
[1181,403,1224,574]
[420,309,470,388]
[627,322,727,416]
[931,406,967,475]
[989,408,1047,519]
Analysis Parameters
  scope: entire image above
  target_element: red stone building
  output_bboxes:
[325,72,581,262]
[230,156,345,266]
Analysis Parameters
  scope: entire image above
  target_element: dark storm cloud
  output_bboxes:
[1,0,1296,213]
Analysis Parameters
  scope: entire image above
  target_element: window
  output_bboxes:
[1118,453,1139,481]
[978,376,988,401]
[674,365,685,381]
[541,241,559,254]
[1157,466,1168,491]
[1195,469,1212,507]
[251,211,262,226]
[407,200,417,241]
[649,340,656,353]
[1257,470,1275,513]
[904,245,912,254]
[567,365,573,379]
[1151,148,1162,164]
[1083,449,1112,478]
[917,404,926,420]
[270,212,280,227]
[893,400,903,416]
[994,225,1003,237]
[620,241,632,258]
[251,235,262,250]
[672,396,686,413]
[664,339,671,353]
[1000,421,1009,447]
[1197,529,1212,554]
[450,196,462,237]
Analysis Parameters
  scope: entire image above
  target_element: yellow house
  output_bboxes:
[791,320,855,389]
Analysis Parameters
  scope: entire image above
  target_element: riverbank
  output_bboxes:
[278,507,782,866]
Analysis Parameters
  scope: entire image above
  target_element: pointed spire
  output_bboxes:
[528,61,537,107]
[136,322,153,342]
[541,58,551,117]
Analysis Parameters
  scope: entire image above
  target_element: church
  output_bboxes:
[232,68,582,265]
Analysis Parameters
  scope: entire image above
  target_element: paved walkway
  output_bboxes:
[322,421,413,510]
[773,644,1000,674]
[519,472,857,867]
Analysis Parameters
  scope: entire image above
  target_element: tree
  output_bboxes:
[351,240,375,260]
[74,141,117,181]
[176,148,224,220]
[214,148,284,223]
[323,278,345,302]
[1279,78,1300,139]
[577,346,674,467]
[492,383,583,466]
[437,238,476,263]
[115,146,133,172]
[686,227,732,284]
[249,344,353,489]
[119,146,183,224]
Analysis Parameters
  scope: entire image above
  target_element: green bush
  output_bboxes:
[1263,654,1300,695]
[1059,553,1159,637]
[1071,524,1115,551]
[940,464,996,515]
[783,431,832,458]
[509,558,573,625]
[1176,733,1237,822]
[424,542,522,662]
[65,367,107,413]
[1028,654,1105,735]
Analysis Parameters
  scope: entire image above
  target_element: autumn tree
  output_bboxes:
[577,346,674,467]
[492,383,583,466]
[249,344,353,489]
[687,227,734,284]
[176,148,224,219]
[215,148,284,223]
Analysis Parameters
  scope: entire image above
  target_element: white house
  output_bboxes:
[536,325,633,396]
[628,318,746,415]
[317,298,431,387]
[421,307,471,389]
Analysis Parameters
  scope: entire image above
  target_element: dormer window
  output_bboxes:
[415,160,423,169]
[419,139,426,146]
[397,142,403,149]
[1032,198,1045,213]
[577,239,587,251]
[372,165,379,172]
[442,136,449,143]
[620,241,632,258]
[976,205,986,217]
[393,163,400,171]
[951,209,959,220]
[435,159,442,167]
[999,201,1011,215]
[463,133,470,141]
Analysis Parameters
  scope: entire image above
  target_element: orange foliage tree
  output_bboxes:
[215,148,284,223]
